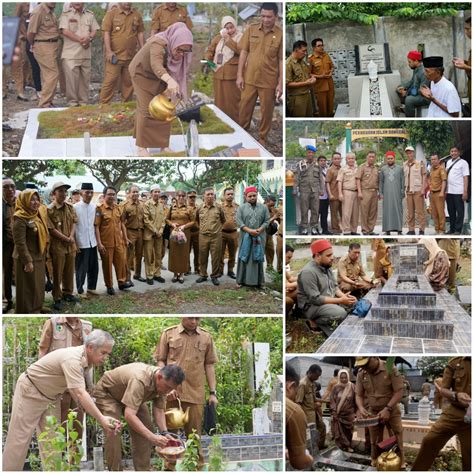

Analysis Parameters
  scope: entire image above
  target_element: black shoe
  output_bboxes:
[133,275,146,282]
[397,231,403,235]
[17,94,28,101]
[119,282,133,290]
[107,287,116,295]
[77,288,84,294]
[446,230,455,235]
[227,271,236,279]
[350,232,359,235]
[154,276,165,283]
[215,272,223,278]
[406,231,415,235]
[301,229,308,236]
[311,227,319,235]
[211,278,220,286]
[184,271,191,276]
[4,300,13,312]
[322,230,332,235]
[368,232,376,235]
[146,278,154,285]
[418,230,425,235]
[63,294,80,303]
[384,232,391,236]
[196,276,208,283]
[53,300,64,310]
[128,280,135,287]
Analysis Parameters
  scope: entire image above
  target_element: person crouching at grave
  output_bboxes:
[296,239,356,336]
[421,238,450,291]
[337,243,378,299]
[129,22,193,157]
[205,16,242,123]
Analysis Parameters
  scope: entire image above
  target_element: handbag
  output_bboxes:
[352,298,372,318]
[203,402,217,435]
[267,221,278,236]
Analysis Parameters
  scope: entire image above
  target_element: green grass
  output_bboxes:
[151,145,228,157]
[51,284,281,315]
[286,319,326,352]
[37,102,234,139]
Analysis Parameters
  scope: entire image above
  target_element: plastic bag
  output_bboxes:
[170,228,187,244]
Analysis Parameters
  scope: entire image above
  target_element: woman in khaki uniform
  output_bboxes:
[166,191,195,283]
[205,16,241,123]
[129,22,193,157]
[12,189,49,313]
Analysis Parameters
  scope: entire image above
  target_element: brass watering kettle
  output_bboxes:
[376,450,402,471]
[165,398,190,429]
[148,93,179,122]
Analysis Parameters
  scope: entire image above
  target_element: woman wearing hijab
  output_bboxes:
[329,369,356,452]
[129,22,193,156]
[166,190,195,283]
[205,16,242,122]
[422,238,450,290]
[12,189,49,313]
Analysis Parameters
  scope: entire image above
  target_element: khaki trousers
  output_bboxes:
[315,90,331,117]
[329,198,342,233]
[430,191,446,233]
[3,373,61,471]
[406,192,426,231]
[51,251,75,301]
[143,236,163,279]
[360,189,378,234]
[199,233,221,278]
[94,389,153,471]
[220,231,238,274]
[100,60,133,104]
[62,58,90,105]
[126,228,143,279]
[33,42,59,107]
[287,92,312,117]
[341,190,359,233]
[276,234,283,273]
[265,234,275,269]
[300,191,320,229]
[188,230,200,273]
[214,77,241,123]
[102,245,127,288]
[12,40,28,95]
[239,84,275,142]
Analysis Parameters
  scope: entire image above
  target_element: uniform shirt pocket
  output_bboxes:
[168,339,184,362]
[194,341,207,363]
[68,19,79,33]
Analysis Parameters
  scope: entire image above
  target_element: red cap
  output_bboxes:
[385,151,396,158]
[310,239,332,256]
[244,186,257,194]
[407,51,422,61]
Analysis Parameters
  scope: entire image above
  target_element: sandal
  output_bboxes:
[305,320,322,334]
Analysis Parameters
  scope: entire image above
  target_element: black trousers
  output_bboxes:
[3,241,14,302]
[446,194,464,233]
[25,40,42,92]
[319,198,329,233]
[75,247,99,292]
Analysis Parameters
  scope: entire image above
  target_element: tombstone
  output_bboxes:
[355,43,392,75]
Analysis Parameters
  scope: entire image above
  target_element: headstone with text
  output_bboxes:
[355,43,392,75]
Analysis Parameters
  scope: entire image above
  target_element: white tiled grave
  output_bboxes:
[18,105,273,157]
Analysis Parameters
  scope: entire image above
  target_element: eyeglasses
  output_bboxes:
[177,47,192,54]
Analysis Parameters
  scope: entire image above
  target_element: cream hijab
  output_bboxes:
[213,16,242,71]
[422,238,448,277]
[335,369,353,414]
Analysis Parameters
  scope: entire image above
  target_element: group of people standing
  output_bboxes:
[3,177,282,313]
[4,2,283,155]
[285,356,471,471]
[3,316,219,471]
[292,144,469,236]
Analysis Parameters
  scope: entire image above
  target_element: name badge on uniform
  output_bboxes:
[115,26,121,31]
[216,53,223,65]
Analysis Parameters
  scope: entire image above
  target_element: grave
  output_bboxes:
[18,105,273,158]
[313,447,375,471]
[317,244,471,354]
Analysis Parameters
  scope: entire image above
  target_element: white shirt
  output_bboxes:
[445,158,470,194]
[427,76,462,118]
[74,200,97,249]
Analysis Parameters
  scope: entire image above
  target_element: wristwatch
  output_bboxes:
[385,405,393,412]
[451,392,458,402]
[209,391,217,396]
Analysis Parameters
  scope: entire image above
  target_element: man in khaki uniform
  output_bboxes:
[293,146,326,235]
[429,154,447,233]
[337,152,359,235]
[337,243,375,298]
[27,3,60,108]
[154,317,218,466]
[437,238,460,291]
[286,40,315,117]
[47,181,80,311]
[94,363,185,471]
[356,151,380,235]
[143,185,166,285]
[286,364,313,470]
[121,185,145,283]
[355,357,405,468]
[59,3,99,106]
[100,3,144,104]
[186,190,200,275]
[237,3,283,146]
[196,188,226,286]
[150,2,193,34]
[412,357,471,471]
[403,145,426,235]
[3,330,119,471]
[326,152,342,234]
[296,364,326,450]
[95,186,131,295]
[308,38,335,117]
[38,316,93,440]
[219,187,239,278]
[3,178,16,312]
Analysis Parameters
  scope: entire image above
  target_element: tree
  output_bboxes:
[417,357,450,380]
